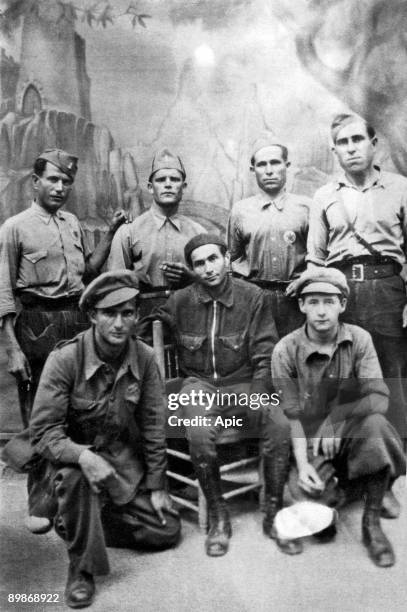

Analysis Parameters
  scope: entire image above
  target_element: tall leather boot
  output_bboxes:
[362,467,395,567]
[193,458,232,557]
[263,441,303,555]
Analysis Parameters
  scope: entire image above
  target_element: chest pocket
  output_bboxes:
[70,394,99,412]
[219,332,245,352]
[217,331,247,375]
[178,333,207,372]
[179,334,206,352]
[124,382,141,407]
[23,250,48,264]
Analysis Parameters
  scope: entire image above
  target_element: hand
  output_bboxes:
[298,462,325,495]
[108,209,128,234]
[402,303,407,328]
[160,261,190,285]
[285,277,302,297]
[150,489,179,525]
[6,346,31,382]
[312,418,341,460]
[78,449,118,494]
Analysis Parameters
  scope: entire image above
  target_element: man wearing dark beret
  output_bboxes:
[108,147,206,315]
[29,271,180,609]
[272,268,405,566]
[0,148,127,532]
[141,233,300,557]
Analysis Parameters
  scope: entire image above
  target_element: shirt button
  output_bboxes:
[110,395,115,402]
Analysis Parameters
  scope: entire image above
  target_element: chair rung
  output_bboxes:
[219,456,259,473]
[223,483,260,500]
[167,448,192,461]
[166,470,198,488]
[169,494,199,513]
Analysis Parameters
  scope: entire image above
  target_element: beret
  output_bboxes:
[149,147,186,181]
[36,148,78,180]
[184,232,226,266]
[296,267,349,298]
[79,270,139,311]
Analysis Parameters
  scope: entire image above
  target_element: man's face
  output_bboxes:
[333,120,377,175]
[251,146,289,196]
[91,300,137,350]
[299,293,346,335]
[148,169,186,209]
[190,244,230,288]
[32,162,73,214]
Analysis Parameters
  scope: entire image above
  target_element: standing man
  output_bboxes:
[307,114,407,443]
[143,233,300,557]
[228,142,310,337]
[272,268,405,566]
[108,147,206,315]
[29,271,180,609]
[0,148,126,531]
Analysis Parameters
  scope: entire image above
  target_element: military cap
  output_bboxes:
[296,267,349,298]
[184,232,226,267]
[36,148,78,180]
[274,501,337,539]
[79,270,139,311]
[149,147,186,181]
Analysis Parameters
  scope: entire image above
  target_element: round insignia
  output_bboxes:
[283,230,296,245]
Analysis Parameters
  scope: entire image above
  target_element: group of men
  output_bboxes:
[1,111,406,609]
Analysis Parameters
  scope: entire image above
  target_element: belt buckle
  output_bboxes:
[351,263,364,281]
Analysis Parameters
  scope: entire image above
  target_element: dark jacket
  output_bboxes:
[141,276,278,390]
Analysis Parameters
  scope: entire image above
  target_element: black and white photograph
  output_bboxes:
[0,1,406,610]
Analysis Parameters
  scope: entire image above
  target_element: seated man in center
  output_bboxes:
[142,233,299,557]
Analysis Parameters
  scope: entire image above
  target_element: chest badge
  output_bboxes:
[283,230,296,245]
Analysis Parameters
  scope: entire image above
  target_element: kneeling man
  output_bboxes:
[29,271,180,608]
[272,268,405,566]
[145,233,299,556]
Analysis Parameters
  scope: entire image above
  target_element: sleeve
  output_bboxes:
[227,207,245,263]
[0,220,19,319]
[29,348,91,464]
[271,340,302,419]
[248,290,279,393]
[138,353,168,490]
[107,223,133,270]
[306,189,330,265]
[137,294,178,342]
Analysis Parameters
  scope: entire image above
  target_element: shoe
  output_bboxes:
[263,519,303,555]
[362,511,395,568]
[24,515,52,534]
[65,567,95,609]
[381,489,401,519]
[205,507,232,557]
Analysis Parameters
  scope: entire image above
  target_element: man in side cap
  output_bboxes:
[272,268,405,566]
[28,271,180,609]
[227,140,311,337]
[141,233,299,557]
[0,148,127,532]
[108,147,206,315]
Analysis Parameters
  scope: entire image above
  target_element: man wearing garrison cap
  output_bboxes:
[108,147,206,315]
[272,268,405,567]
[29,271,180,609]
[142,233,299,557]
[0,148,127,532]
[227,138,311,337]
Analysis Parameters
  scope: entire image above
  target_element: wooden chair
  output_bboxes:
[152,320,262,531]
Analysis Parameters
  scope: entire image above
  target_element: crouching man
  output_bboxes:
[29,271,180,609]
[142,233,300,557]
[271,268,405,566]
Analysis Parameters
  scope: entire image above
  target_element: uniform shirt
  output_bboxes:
[0,202,90,318]
[227,191,310,281]
[307,169,407,266]
[30,328,167,504]
[108,203,206,287]
[271,323,389,430]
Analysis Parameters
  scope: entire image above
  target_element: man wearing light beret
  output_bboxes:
[29,270,180,608]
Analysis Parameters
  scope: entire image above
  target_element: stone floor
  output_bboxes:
[0,466,405,612]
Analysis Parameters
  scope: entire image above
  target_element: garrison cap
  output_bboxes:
[79,271,139,311]
[184,232,226,267]
[36,148,78,180]
[274,501,337,539]
[149,147,186,181]
[296,267,349,298]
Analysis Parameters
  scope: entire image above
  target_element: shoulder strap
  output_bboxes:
[335,189,382,258]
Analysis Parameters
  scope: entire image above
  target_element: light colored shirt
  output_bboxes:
[0,202,90,318]
[227,191,310,281]
[307,169,407,266]
[108,203,206,287]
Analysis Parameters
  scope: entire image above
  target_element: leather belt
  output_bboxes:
[250,279,289,291]
[332,260,400,282]
[19,294,80,311]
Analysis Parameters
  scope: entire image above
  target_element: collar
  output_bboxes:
[336,165,384,191]
[195,274,234,308]
[83,328,140,381]
[31,200,66,224]
[150,202,181,231]
[298,323,353,361]
[257,189,286,211]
